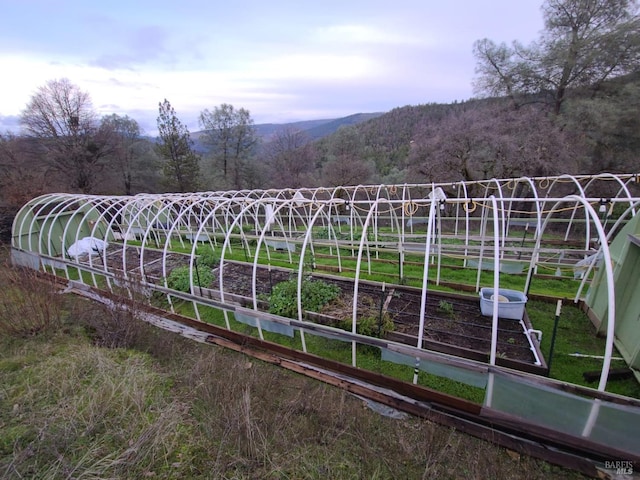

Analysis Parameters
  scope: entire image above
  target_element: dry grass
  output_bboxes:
[0,259,64,337]
[2,343,191,478]
[0,255,587,479]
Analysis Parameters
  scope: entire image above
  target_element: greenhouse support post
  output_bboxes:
[547,300,562,374]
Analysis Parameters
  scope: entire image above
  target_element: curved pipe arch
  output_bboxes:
[544,174,589,246]
[44,195,88,259]
[527,195,615,392]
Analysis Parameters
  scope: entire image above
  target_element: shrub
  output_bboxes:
[76,296,153,349]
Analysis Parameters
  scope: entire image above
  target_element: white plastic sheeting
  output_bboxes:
[67,237,108,258]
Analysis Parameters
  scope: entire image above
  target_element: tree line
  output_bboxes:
[1,0,639,240]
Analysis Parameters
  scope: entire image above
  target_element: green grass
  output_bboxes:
[176,302,230,330]
[527,300,640,398]
[0,335,193,479]
[121,232,583,297]
[200,239,581,298]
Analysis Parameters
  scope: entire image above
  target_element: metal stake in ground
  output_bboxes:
[547,299,562,374]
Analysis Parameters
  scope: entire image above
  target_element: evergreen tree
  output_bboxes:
[156,99,200,192]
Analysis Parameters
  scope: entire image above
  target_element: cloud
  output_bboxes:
[0,0,547,138]
[88,25,176,69]
[251,53,374,81]
[314,24,430,47]
[0,115,21,133]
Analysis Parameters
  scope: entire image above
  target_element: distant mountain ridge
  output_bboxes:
[252,118,335,140]
[191,112,384,151]
[258,112,385,141]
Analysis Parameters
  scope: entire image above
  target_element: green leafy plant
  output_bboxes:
[198,249,219,268]
[268,277,340,319]
[437,300,455,318]
[339,313,395,338]
[315,227,330,239]
[166,263,214,293]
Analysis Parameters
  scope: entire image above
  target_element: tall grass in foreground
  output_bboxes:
[0,255,585,479]
[1,343,191,479]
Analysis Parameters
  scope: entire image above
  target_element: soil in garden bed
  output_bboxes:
[215,262,291,297]
[77,244,190,282]
[65,244,544,370]
[386,290,536,363]
[214,262,541,367]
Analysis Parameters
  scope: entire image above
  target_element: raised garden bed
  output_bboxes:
[69,246,547,375]
[210,262,547,374]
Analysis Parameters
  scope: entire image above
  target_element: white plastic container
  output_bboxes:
[479,288,528,320]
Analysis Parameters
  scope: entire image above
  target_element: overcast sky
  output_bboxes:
[0,0,545,135]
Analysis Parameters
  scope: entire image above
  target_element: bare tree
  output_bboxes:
[0,132,51,198]
[263,127,316,188]
[562,79,640,172]
[156,99,200,193]
[473,0,640,113]
[321,156,373,187]
[317,126,374,186]
[0,133,55,241]
[20,78,111,192]
[407,102,586,183]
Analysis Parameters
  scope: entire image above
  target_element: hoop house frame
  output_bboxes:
[11,173,640,458]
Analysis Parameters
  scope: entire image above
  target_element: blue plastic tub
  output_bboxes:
[479,288,528,320]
